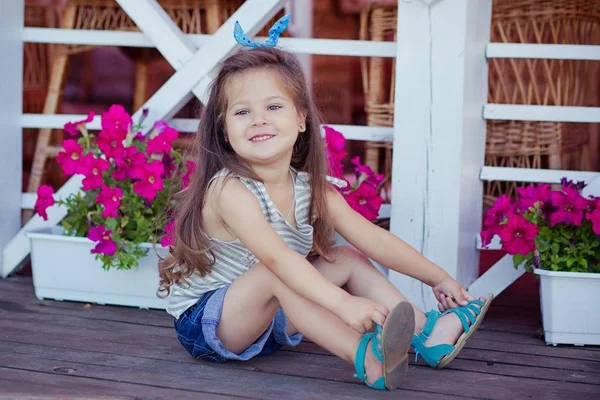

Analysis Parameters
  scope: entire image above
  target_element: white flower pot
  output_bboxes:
[534,268,600,346]
[27,227,168,309]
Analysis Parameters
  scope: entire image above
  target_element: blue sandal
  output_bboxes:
[411,294,494,369]
[353,301,415,390]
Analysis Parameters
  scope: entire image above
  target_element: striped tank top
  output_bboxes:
[166,168,346,319]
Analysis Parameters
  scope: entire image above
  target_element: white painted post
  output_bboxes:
[388,0,492,310]
[0,0,24,277]
[286,0,312,85]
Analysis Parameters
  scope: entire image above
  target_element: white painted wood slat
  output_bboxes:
[23,27,397,58]
[487,43,600,61]
[468,255,526,299]
[0,0,25,278]
[484,104,600,123]
[21,114,393,142]
[481,167,600,184]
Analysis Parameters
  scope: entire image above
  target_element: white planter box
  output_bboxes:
[535,268,600,346]
[27,227,168,310]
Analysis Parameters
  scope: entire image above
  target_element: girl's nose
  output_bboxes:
[252,114,268,127]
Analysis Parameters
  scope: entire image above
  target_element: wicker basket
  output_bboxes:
[484,0,600,209]
[359,4,396,180]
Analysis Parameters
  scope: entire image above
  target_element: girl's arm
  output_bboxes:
[327,188,471,305]
[213,178,388,331]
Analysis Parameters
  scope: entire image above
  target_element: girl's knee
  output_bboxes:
[334,245,372,266]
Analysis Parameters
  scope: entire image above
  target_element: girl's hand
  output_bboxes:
[432,276,475,311]
[337,295,389,334]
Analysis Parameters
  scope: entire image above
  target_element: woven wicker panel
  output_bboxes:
[358,3,396,181]
[484,0,600,209]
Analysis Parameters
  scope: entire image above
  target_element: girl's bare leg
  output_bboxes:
[313,246,484,348]
[217,262,384,384]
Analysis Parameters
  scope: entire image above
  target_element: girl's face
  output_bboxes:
[224,68,305,166]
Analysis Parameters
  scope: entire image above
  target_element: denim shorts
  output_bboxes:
[173,284,303,362]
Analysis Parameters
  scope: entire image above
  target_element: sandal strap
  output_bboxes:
[415,310,442,342]
[411,334,454,368]
[371,325,384,363]
[442,300,483,333]
[354,332,374,382]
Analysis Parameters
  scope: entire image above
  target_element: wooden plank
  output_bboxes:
[389,0,492,310]
[1,341,597,400]
[0,0,24,279]
[484,104,600,123]
[487,43,600,61]
[0,348,440,400]
[0,367,236,400]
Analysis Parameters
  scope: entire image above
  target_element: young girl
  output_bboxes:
[159,20,492,391]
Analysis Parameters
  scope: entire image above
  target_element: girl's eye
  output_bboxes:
[234,109,249,116]
[268,105,281,111]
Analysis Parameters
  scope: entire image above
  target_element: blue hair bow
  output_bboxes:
[234,14,290,48]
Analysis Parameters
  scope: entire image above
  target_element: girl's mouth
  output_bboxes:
[250,134,274,142]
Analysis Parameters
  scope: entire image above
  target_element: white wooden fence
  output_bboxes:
[1,0,598,311]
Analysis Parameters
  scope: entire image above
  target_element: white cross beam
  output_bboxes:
[2,0,286,277]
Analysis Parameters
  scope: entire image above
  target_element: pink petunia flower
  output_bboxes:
[498,214,538,256]
[324,126,347,179]
[101,104,132,135]
[182,160,196,190]
[34,184,55,221]
[351,156,384,188]
[484,195,515,230]
[112,146,147,181]
[87,225,117,256]
[96,185,123,218]
[549,186,588,227]
[64,112,95,137]
[517,183,551,211]
[146,121,179,155]
[345,182,383,221]
[586,198,600,235]
[160,219,176,247]
[56,140,84,176]
[98,127,126,160]
[80,153,110,191]
[133,160,164,201]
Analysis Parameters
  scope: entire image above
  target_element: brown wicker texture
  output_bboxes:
[359,1,600,209]
[359,4,396,178]
[484,0,600,209]
[27,0,288,199]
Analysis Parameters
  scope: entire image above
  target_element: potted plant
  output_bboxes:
[32,105,194,309]
[481,179,600,345]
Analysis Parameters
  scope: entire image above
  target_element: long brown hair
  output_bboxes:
[158,47,334,297]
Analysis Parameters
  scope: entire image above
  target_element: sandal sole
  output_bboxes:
[382,301,415,390]
[436,293,494,369]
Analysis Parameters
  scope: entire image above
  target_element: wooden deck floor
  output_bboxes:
[0,275,598,400]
